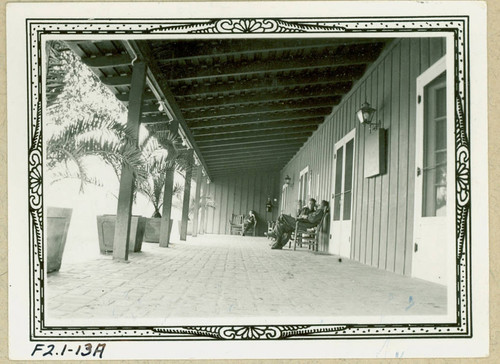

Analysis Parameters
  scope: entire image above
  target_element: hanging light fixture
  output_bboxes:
[284,175,291,186]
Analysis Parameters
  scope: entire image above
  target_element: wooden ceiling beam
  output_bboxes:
[164,44,383,82]
[141,114,171,124]
[195,126,317,143]
[208,162,286,174]
[179,90,342,110]
[198,134,310,149]
[206,150,297,163]
[184,99,335,121]
[101,74,132,86]
[192,118,323,136]
[189,109,329,130]
[171,68,362,96]
[116,92,157,103]
[153,39,387,63]
[81,53,132,68]
[200,141,305,154]
[207,158,292,169]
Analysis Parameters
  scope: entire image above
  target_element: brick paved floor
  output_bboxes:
[46,234,447,324]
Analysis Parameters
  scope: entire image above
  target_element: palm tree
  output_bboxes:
[45,40,145,192]
[136,130,186,218]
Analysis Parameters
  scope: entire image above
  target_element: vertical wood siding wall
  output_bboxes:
[203,171,280,236]
[280,38,446,276]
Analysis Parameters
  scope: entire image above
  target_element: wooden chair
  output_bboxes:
[266,221,276,239]
[229,214,245,235]
[243,217,257,236]
[292,209,329,251]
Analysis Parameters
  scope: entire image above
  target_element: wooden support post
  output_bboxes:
[158,168,175,247]
[199,177,207,235]
[180,150,194,241]
[158,119,179,248]
[112,61,147,261]
[192,166,202,237]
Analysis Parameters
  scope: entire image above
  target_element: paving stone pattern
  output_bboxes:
[46,235,447,322]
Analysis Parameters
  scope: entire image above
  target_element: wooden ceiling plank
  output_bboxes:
[165,45,383,82]
[184,100,335,121]
[189,109,329,130]
[179,91,342,110]
[116,92,157,102]
[200,141,305,154]
[208,162,286,173]
[141,114,171,124]
[154,39,387,63]
[192,118,322,136]
[198,134,310,148]
[81,53,132,68]
[171,68,362,96]
[195,126,317,143]
[207,159,292,169]
[206,152,297,163]
[101,75,132,86]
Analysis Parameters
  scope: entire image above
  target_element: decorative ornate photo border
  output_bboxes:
[27,16,471,341]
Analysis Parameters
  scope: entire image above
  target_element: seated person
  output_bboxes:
[265,198,317,239]
[241,210,257,236]
[271,200,329,250]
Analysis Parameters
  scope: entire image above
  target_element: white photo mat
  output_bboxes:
[6,1,489,360]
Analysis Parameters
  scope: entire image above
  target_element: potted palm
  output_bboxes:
[45,40,145,268]
[136,131,185,243]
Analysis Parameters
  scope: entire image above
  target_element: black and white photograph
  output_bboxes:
[6,1,489,360]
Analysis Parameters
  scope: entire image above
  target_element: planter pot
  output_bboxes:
[96,215,147,254]
[144,217,173,243]
[177,220,193,236]
[46,207,73,273]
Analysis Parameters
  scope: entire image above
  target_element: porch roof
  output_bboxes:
[66,37,389,180]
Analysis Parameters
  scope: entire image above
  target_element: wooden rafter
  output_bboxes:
[197,134,310,149]
[183,98,337,120]
[195,125,318,143]
[206,151,298,163]
[178,91,342,110]
[191,118,323,136]
[161,44,384,82]
[170,68,362,96]
[152,38,387,63]
[200,142,305,155]
[189,109,329,130]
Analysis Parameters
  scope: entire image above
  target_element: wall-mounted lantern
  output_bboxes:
[356,101,378,133]
[266,197,273,212]
[284,175,292,187]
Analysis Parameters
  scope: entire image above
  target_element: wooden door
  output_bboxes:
[413,56,450,284]
[330,129,356,257]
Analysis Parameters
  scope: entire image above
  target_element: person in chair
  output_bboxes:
[265,198,317,239]
[270,200,329,250]
[241,210,257,236]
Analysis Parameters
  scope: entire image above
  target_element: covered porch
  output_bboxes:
[44,34,451,323]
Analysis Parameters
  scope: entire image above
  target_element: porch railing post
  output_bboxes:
[159,119,179,248]
[112,61,147,261]
[180,150,194,241]
[192,166,202,237]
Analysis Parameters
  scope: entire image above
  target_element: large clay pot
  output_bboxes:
[46,207,73,273]
[96,215,146,254]
[144,217,173,243]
